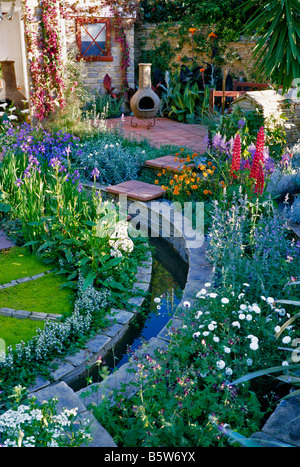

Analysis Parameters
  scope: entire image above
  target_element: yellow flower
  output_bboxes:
[202,172,208,177]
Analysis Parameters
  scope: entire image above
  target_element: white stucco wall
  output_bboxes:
[0,2,29,99]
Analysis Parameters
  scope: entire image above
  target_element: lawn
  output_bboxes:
[0,246,50,284]
[0,272,74,316]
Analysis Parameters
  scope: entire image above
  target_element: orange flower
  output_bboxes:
[209,32,218,39]
[189,27,197,36]
[177,56,181,62]
[173,186,180,195]
[207,161,212,166]
[157,172,162,177]
[180,148,184,152]
[154,180,159,185]
[203,190,208,195]
[191,185,198,190]
[200,68,205,73]
[170,179,174,185]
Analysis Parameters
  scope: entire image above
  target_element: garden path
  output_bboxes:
[106,116,208,153]
[0,230,14,250]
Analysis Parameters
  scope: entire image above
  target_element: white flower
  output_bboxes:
[209,293,218,298]
[251,304,261,314]
[221,297,229,304]
[247,334,258,342]
[0,103,8,109]
[246,314,252,321]
[216,360,226,370]
[154,297,161,303]
[196,288,207,297]
[246,358,253,366]
[183,301,191,308]
[225,367,233,376]
[193,331,200,338]
[238,293,245,299]
[240,304,247,311]
[282,361,289,366]
[208,323,215,331]
[266,297,274,305]
[274,326,281,333]
[195,310,203,319]
[203,331,210,336]
[238,313,245,320]
[213,336,220,342]
[261,296,266,301]
[204,282,211,287]
[282,336,291,344]
[7,115,18,120]
[243,283,250,287]
[249,341,259,350]
[232,321,241,328]
[224,346,231,354]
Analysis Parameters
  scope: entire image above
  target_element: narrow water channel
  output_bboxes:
[105,238,188,371]
[69,238,189,390]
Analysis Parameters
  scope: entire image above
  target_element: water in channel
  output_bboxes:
[105,238,188,371]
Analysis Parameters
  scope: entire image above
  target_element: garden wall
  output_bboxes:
[134,22,258,80]
[24,0,135,100]
[64,17,135,94]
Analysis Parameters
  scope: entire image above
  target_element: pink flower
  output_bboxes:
[230,134,241,179]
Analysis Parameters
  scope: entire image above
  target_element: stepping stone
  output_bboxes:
[0,230,14,250]
[144,155,195,173]
[106,180,164,201]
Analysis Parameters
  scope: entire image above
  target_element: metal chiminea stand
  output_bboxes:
[130,63,161,129]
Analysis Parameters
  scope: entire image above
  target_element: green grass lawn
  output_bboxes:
[0,273,74,315]
[0,315,44,349]
[0,246,75,349]
[0,246,50,284]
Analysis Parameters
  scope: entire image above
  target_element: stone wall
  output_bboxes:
[65,17,135,94]
[134,22,258,80]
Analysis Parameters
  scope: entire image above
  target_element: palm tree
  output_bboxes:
[242,0,300,93]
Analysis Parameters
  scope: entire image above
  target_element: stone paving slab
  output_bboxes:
[106,180,165,201]
[29,381,117,447]
[106,116,208,153]
[144,155,195,173]
[0,230,15,250]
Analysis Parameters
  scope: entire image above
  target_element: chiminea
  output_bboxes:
[130,63,160,119]
[0,61,27,110]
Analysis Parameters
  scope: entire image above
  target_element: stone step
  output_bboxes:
[106,180,165,201]
[144,155,195,173]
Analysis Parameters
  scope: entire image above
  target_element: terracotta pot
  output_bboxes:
[130,63,160,118]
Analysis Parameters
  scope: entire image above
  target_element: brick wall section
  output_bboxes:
[134,23,258,79]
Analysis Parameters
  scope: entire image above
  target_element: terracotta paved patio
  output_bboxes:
[106,116,208,153]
